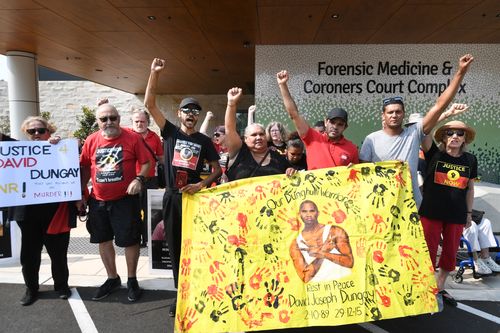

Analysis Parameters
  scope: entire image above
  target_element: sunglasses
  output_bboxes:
[180,107,201,116]
[383,96,404,106]
[98,116,118,122]
[445,129,465,137]
[26,128,47,135]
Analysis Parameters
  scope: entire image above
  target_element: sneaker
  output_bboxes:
[92,276,121,301]
[20,289,38,306]
[480,257,500,273]
[475,259,493,275]
[127,279,142,302]
[58,288,72,300]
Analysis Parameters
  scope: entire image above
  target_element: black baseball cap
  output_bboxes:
[179,97,202,110]
[326,108,348,123]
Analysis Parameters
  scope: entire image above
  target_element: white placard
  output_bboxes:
[0,139,81,207]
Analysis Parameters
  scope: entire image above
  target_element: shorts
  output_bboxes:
[87,195,141,247]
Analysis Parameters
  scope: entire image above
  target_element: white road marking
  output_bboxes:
[457,302,500,325]
[358,322,391,333]
[67,288,98,333]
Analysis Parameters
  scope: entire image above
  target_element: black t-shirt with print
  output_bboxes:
[161,120,219,189]
[419,143,477,224]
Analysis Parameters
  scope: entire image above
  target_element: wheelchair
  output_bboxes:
[453,234,500,283]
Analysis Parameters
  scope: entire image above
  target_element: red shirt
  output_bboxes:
[134,129,163,177]
[301,127,359,170]
[80,129,150,201]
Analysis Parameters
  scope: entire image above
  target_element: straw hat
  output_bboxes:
[434,120,476,144]
[404,113,423,127]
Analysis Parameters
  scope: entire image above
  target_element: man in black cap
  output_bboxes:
[277,70,359,169]
[145,58,222,317]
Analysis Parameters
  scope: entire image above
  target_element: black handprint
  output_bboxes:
[378,264,401,282]
[218,191,234,203]
[264,279,284,309]
[367,184,388,208]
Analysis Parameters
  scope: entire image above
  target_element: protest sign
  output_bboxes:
[0,139,81,207]
[176,161,437,332]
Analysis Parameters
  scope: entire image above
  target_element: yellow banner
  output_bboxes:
[176,161,438,332]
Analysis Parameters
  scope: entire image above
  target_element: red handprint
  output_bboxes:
[273,261,290,284]
[177,306,198,331]
[348,182,361,198]
[376,286,392,307]
[237,212,249,235]
[277,207,300,231]
[347,168,360,183]
[209,261,226,284]
[269,180,282,195]
[180,280,190,300]
[322,202,347,224]
[399,245,419,270]
[395,171,406,187]
[182,239,192,257]
[181,258,191,276]
[371,214,387,233]
[411,270,429,287]
[255,185,267,200]
[247,194,258,205]
[249,267,271,289]
[373,240,387,263]
[207,284,224,301]
[227,234,247,247]
[278,298,293,323]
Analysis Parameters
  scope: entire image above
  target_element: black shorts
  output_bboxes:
[87,195,141,247]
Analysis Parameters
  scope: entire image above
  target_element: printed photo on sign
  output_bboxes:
[147,189,172,276]
[95,145,124,183]
[172,139,202,170]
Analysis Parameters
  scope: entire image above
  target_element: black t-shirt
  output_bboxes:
[161,120,219,189]
[226,144,289,181]
[419,143,477,224]
[289,154,308,171]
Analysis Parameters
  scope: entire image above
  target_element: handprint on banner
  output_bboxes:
[347,168,360,183]
[364,297,382,321]
[263,243,279,263]
[228,234,247,247]
[367,184,388,208]
[247,193,258,205]
[385,168,396,186]
[249,267,272,289]
[411,270,430,287]
[344,199,361,215]
[277,207,300,231]
[269,223,284,243]
[225,282,252,311]
[180,280,190,300]
[254,185,268,200]
[403,197,416,210]
[407,212,422,237]
[209,261,227,284]
[397,284,419,306]
[177,307,199,331]
[421,285,439,311]
[372,240,387,263]
[239,304,273,329]
[199,195,221,216]
[324,169,341,186]
[322,201,347,224]
[371,214,388,234]
[269,180,282,195]
[366,263,379,287]
[193,215,208,233]
[356,237,366,258]
[194,290,208,313]
[256,206,274,230]
[237,212,249,236]
[264,279,284,309]
[210,302,230,323]
[182,239,192,257]
[208,220,229,245]
[207,284,225,302]
[235,247,248,277]
[304,173,323,191]
[287,173,302,187]
[278,298,293,323]
[376,286,392,307]
[193,241,212,263]
[360,166,373,184]
[390,205,401,218]
[378,264,401,282]
[347,182,361,198]
[181,258,191,276]
[273,261,290,284]
[395,171,406,188]
[374,165,389,178]
[218,191,235,203]
[389,220,402,243]
[399,245,420,270]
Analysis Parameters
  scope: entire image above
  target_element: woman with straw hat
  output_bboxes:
[419,116,477,307]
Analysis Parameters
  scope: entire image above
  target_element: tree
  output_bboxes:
[73,105,98,144]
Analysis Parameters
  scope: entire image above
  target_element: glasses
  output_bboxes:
[26,128,47,135]
[445,129,465,137]
[98,116,118,122]
[180,107,201,116]
[383,96,404,106]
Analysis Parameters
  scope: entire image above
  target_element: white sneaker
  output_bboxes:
[480,257,500,273]
[475,259,492,275]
